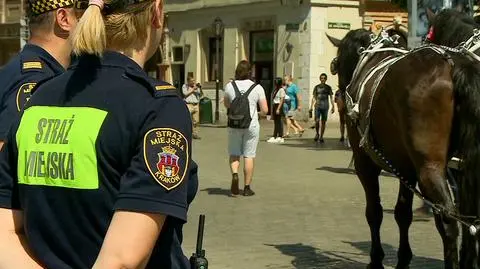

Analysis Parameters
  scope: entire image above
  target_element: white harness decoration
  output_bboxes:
[344,31,454,149]
[344,32,409,120]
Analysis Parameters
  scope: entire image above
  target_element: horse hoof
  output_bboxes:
[367,264,384,269]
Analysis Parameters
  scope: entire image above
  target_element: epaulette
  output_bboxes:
[124,66,179,99]
[153,81,179,98]
[20,56,45,74]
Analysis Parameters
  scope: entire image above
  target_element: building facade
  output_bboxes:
[0,0,26,67]
[363,0,408,36]
[164,0,363,122]
[0,0,409,124]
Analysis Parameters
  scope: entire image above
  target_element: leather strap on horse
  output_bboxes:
[363,138,480,235]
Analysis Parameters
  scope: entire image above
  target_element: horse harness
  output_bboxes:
[345,31,480,234]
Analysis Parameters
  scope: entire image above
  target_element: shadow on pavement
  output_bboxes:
[266,243,367,269]
[343,241,443,268]
[275,138,351,151]
[382,208,432,222]
[316,166,395,178]
[316,166,356,175]
[267,241,442,268]
[198,124,228,129]
[200,187,238,197]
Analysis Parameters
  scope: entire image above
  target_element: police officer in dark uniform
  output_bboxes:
[0,0,84,150]
[0,0,198,268]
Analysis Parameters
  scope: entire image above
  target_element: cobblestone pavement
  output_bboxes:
[182,120,444,269]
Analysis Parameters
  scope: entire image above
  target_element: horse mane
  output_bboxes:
[432,9,479,47]
[337,29,372,92]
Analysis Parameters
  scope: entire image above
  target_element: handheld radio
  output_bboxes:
[189,214,208,269]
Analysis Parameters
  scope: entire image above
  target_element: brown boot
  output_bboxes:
[230,174,239,196]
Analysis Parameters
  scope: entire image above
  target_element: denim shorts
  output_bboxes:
[286,109,296,118]
[315,107,328,121]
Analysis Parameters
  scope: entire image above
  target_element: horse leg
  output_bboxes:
[458,173,478,269]
[355,152,384,268]
[460,225,477,269]
[394,182,415,269]
[418,164,459,269]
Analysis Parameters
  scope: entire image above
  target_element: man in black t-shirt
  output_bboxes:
[309,73,334,143]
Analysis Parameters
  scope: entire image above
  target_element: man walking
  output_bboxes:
[309,73,334,143]
[182,76,202,139]
[224,60,268,196]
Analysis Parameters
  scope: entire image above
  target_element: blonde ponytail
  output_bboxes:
[71,4,106,56]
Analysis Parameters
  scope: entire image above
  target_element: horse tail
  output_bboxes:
[451,56,480,220]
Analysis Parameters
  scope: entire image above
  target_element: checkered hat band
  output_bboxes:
[31,0,74,14]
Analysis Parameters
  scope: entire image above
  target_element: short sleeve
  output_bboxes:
[279,89,286,98]
[114,96,193,222]
[224,83,234,102]
[181,84,188,96]
[0,119,20,210]
[328,85,333,95]
[256,85,266,101]
[294,85,300,95]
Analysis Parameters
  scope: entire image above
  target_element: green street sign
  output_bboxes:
[328,22,351,30]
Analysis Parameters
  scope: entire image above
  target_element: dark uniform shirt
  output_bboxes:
[0,44,64,139]
[313,83,333,110]
[0,52,198,269]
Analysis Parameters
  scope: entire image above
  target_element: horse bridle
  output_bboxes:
[330,57,338,75]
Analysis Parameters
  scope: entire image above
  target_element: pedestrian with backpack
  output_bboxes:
[224,60,268,196]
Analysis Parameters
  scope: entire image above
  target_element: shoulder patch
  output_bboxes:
[22,61,43,70]
[16,83,36,111]
[143,128,189,191]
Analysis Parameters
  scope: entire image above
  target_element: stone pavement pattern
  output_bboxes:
[182,120,444,269]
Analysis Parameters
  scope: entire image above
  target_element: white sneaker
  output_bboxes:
[276,137,285,143]
[267,137,277,143]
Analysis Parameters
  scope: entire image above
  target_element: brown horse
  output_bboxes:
[327,10,480,269]
[426,9,480,269]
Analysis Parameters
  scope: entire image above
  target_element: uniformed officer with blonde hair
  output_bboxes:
[0,0,85,150]
[0,0,197,268]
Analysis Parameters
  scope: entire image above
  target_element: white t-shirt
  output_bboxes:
[224,79,266,125]
[273,87,286,104]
